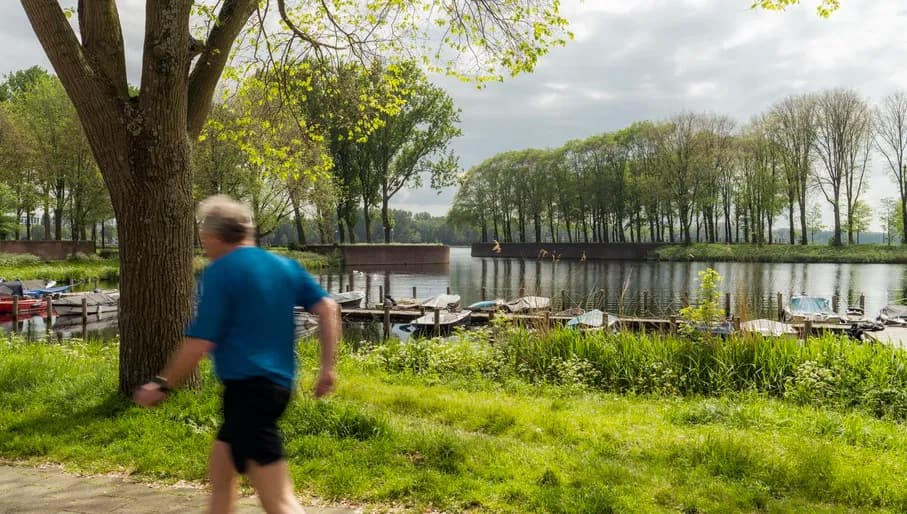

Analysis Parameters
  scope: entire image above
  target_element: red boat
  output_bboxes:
[0,297,47,314]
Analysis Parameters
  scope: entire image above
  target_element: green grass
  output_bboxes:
[6,329,907,512]
[655,243,907,263]
[0,250,336,281]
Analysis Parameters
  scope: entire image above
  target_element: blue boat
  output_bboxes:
[567,309,619,331]
[466,299,504,311]
[23,284,73,298]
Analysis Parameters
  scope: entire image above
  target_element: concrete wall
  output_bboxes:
[303,244,450,266]
[471,242,665,261]
[0,241,96,260]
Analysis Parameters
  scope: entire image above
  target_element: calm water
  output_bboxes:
[7,247,907,338]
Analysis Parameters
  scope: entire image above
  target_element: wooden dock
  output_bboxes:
[338,308,854,334]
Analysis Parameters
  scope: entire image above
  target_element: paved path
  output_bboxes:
[0,465,359,514]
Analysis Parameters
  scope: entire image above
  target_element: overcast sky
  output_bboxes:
[3,1,906,229]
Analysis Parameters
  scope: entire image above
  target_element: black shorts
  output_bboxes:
[217,377,292,474]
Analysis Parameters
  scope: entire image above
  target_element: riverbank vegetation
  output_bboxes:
[5,327,907,512]
[0,250,336,282]
[654,243,907,263]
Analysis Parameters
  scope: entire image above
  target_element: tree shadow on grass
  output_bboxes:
[3,392,133,447]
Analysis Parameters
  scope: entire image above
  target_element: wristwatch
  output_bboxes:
[151,375,172,393]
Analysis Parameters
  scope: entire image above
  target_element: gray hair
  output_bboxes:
[196,195,255,244]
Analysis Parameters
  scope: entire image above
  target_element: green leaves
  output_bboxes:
[751,0,841,17]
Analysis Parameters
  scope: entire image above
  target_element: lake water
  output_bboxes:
[7,246,907,339]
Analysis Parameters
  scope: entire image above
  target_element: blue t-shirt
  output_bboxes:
[185,247,328,388]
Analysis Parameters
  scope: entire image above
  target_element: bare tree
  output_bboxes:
[770,94,816,245]
[812,89,870,246]
[873,91,907,244]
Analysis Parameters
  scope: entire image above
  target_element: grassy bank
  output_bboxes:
[5,329,907,512]
[0,249,336,282]
[654,243,907,263]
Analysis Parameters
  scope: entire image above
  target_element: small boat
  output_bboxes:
[556,307,585,317]
[566,309,619,331]
[53,291,120,316]
[740,319,797,337]
[18,280,75,298]
[0,297,46,314]
[505,296,550,313]
[420,294,461,310]
[467,299,505,312]
[782,296,846,324]
[878,304,907,326]
[330,291,364,308]
[410,309,472,334]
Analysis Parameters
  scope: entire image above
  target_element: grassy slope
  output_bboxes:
[3,337,907,512]
[654,243,907,263]
[0,250,336,281]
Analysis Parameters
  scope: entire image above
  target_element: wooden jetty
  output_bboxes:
[337,307,853,335]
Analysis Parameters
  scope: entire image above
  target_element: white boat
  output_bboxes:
[330,291,364,308]
[53,291,120,316]
[410,309,472,334]
[567,309,619,331]
[383,294,460,311]
[782,296,845,324]
[505,296,550,313]
[740,319,797,337]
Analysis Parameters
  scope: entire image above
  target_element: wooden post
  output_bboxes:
[803,320,812,339]
[518,286,525,298]
[412,286,417,299]
[446,286,451,295]
[643,290,649,313]
[561,289,567,310]
[11,295,19,332]
[378,285,384,301]
[832,295,839,313]
[44,294,52,329]
[544,310,550,331]
[860,294,865,311]
[488,310,495,322]
[433,308,441,337]
[777,292,783,321]
[81,296,89,339]
[725,293,731,317]
[481,287,487,301]
[669,315,677,332]
[682,292,690,308]
[733,316,741,331]
[383,303,391,340]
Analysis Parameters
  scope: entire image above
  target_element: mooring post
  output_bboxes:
[561,289,567,310]
[44,294,52,329]
[777,292,783,321]
[725,293,731,317]
[433,308,441,337]
[832,295,839,313]
[412,286,417,299]
[643,290,649,314]
[446,286,451,295]
[733,316,741,331]
[383,303,391,340]
[481,287,487,301]
[860,294,865,311]
[11,295,19,332]
[81,296,89,339]
[378,285,384,301]
[682,292,690,308]
[518,286,525,298]
[544,310,550,331]
[669,315,677,333]
[803,319,812,339]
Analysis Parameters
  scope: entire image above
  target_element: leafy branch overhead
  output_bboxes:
[751,0,841,17]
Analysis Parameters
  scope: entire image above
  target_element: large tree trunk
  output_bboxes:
[382,195,392,243]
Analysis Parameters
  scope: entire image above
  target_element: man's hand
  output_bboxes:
[132,382,169,408]
[314,369,336,398]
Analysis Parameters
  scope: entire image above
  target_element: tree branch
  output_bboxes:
[78,0,129,100]
[187,0,257,138]
[20,0,126,170]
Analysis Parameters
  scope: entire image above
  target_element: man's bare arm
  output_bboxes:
[309,298,340,397]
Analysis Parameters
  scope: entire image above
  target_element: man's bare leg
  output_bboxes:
[246,459,305,514]
[208,441,238,514]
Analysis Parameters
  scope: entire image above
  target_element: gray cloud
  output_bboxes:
[3,1,905,225]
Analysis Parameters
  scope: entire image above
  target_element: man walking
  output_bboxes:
[133,194,340,514]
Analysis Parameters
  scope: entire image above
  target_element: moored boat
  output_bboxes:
[782,296,845,324]
[53,291,119,316]
[505,296,550,313]
[410,309,472,335]
[330,291,365,308]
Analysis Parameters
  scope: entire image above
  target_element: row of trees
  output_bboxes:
[451,89,907,246]
[0,61,463,247]
[0,66,113,244]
